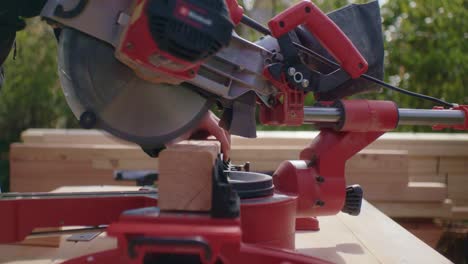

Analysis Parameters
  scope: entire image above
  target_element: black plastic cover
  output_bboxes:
[296,1,384,100]
[147,0,234,62]
[211,156,240,218]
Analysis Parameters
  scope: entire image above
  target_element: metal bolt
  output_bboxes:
[243,162,250,172]
[288,67,296,76]
[302,79,309,88]
[126,42,134,50]
[308,155,318,167]
[268,97,277,106]
[316,175,325,183]
[315,200,325,207]
[293,72,304,83]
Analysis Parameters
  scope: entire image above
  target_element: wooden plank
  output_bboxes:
[9,143,149,162]
[397,219,444,248]
[21,129,468,156]
[347,150,408,174]
[91,159,158,170]
[9,160,134,192]
[371,200,453,218]
[296,201,451,264]
[233,132,468,156]
[158,141,220,211]
[358,182,447,202]
[409,174,446,184]
[21,129,130,145]
[447,173,468,201]
[408,156,443,183]
[451,205,468,219]
[346,150,409,184]
[18,228,61,248]
[334,202,450,263]
[439,157,468,174]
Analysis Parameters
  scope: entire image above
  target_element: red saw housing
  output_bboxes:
[116,0,242,84]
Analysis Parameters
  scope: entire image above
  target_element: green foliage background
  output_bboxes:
[0,0,467,191]
[0,20,76,191]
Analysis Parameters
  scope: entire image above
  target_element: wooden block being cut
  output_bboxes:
[158,141,220,212]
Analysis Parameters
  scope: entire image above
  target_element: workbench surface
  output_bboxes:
[0,187,451,264]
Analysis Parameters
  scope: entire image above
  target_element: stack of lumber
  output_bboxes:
[9,129,468,219]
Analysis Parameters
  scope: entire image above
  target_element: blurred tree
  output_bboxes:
[0,19,77,191]
[374,0,467,114]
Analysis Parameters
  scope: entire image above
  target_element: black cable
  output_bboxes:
[240,15,271,35]
[239,15,455,108]
[361,75,455,108]
[293,43,455,108]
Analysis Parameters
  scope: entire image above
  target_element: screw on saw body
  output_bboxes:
[267,97,277,106]
[307,155,318,167]
[79,111,97,129]
[315,200,325,207]
[225,160,250,172]
[293,72,304,83]
[302,79,310,88]
[315,176,325,183]
[125,42,134,50]
[288,67,296,76]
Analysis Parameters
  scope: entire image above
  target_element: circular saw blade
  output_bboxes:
[58,28,211,148]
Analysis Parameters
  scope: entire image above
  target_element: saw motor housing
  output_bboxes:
[116,0,237,84]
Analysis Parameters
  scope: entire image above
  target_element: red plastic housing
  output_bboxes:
[116,0,199,82]
[259,68,305,126]
[116,0,243,83]
[225,0,244,25]
[433,105,468,130]
[337,100,399,131]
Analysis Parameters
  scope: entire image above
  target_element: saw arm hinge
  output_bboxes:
[259,0,369,126]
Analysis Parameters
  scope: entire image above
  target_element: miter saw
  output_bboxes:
[1,0,468,263]
[37,0,390,153]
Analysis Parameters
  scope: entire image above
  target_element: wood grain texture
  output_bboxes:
[10,160,135,192]
[158,141,220,211]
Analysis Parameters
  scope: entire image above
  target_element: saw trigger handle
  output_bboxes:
[268,0,368,79]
